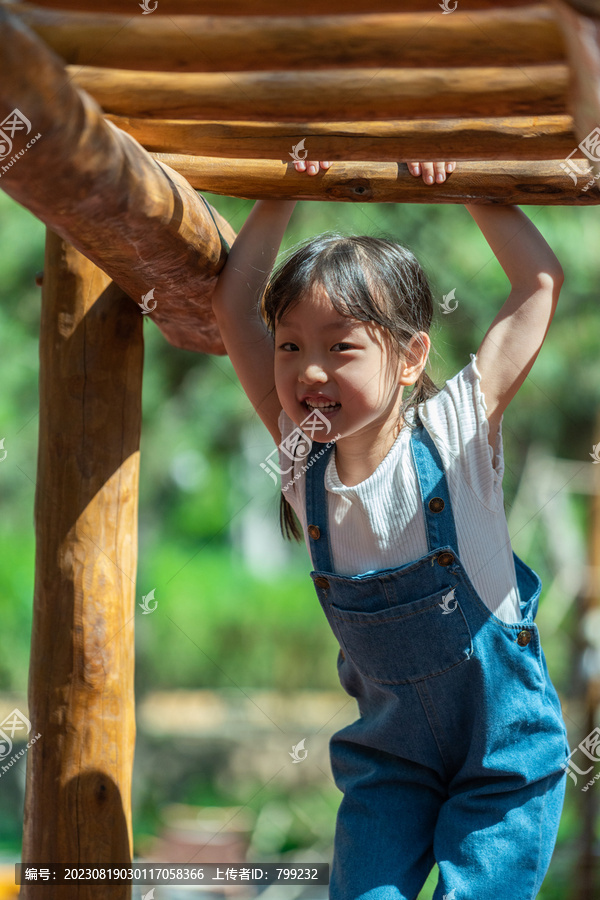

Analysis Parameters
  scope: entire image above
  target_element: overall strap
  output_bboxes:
[410,418,460,556]
[304,442,336,572]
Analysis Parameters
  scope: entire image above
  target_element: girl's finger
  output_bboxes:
[433,161,447,183]
[420,162,435,185]
[294,160,307,171]
[446,162,456,173]
[306,160,319,175]
[321,161,331,169]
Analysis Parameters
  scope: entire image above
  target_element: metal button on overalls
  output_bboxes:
[308,524,320,540]
[302,413,570,900]
[437,551,454,566]
[517,629,532,646]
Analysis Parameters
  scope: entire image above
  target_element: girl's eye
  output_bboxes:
[279,341,352,350]
[279,342,298,351]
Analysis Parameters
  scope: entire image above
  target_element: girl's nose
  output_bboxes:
[300,362,328,384]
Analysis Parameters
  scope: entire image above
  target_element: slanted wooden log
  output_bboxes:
[107,113,577,160]
[6,5,565,71]
[23,0,546,15]
[71,64,568,121]
[553,0,600,183]
[0,7,235,355]
[21,231,141,898]
[151,155,600,204]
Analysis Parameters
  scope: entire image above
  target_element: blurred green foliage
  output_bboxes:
[0,186,599,891]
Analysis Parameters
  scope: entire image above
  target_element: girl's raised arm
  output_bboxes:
[465,205,564,449]
[211,198,297,445]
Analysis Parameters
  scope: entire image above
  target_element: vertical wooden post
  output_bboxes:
[21,231,143,898]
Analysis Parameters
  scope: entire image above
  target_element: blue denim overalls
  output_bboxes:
[305,416,570,900]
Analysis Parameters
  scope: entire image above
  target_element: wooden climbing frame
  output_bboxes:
[0,0,598,895]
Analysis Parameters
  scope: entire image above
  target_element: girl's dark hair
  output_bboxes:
[261,233,439,543]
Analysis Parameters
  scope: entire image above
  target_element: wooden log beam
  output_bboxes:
[21,232,141,899]
[6,5,565,71]
[151,155,600,204]
[71,64,568,121]
[0,7,235,355]
[107,114,577,160]
[553,0,600,183]
[21,0,547,16]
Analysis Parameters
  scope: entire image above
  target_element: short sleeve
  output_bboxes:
[419,353,505,510]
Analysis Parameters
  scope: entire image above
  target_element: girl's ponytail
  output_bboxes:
[399,369,439,427]
[281,493,302,542]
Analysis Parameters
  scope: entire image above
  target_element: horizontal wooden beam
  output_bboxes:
[72,65,568,121]
[7,5,565,71]
[151,155,600,204]
[21,0,547,16]
[0,6,234,355]
[106,114,578,160]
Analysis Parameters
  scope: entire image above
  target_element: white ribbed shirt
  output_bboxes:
[277,353,523,624]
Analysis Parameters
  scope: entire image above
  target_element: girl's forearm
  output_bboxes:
[465,204,563,288]
[213,199,297,313]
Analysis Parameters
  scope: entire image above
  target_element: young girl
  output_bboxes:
[210,160,570,900]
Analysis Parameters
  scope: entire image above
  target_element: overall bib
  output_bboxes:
[305,418,570,900]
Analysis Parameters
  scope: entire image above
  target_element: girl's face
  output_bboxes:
[274,284,428,445]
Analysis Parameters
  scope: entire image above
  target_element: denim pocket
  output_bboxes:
[330,586,473,685]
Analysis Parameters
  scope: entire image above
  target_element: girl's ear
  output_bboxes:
[399,332,430,386]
